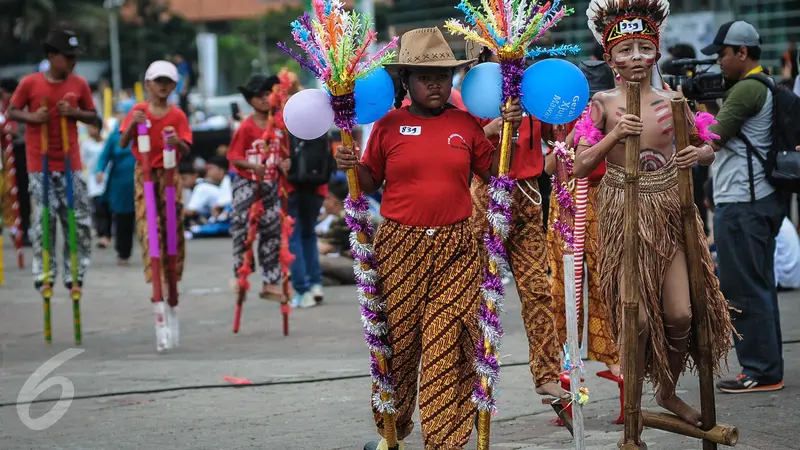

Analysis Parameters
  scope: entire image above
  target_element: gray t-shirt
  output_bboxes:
[709,77,774,204]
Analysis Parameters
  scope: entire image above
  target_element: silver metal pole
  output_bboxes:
[109,9,122,94]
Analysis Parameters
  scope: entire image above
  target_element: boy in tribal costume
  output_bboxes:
[574,0,734,444]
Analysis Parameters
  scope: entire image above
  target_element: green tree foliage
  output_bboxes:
[216,3,389,93]
[0,0,196,87]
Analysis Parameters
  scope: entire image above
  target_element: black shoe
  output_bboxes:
[717,374,784,393]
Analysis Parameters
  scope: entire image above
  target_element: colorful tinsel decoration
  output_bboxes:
[694,111,721,142]
[562,343,585,375]
[278,0,398,118]
[550,139,576,251]
[577,386,590,406]
[445,0,576,416]
[280,0,399,414]
[445,0,578,103]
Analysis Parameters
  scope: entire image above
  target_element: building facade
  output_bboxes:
[389,0,800,70]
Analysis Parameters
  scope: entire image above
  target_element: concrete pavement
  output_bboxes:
[0,237,798,449]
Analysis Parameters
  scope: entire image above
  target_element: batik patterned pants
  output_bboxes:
[28,171,92,288]
[372,219,480,450]
[471,176,561,387]
[230,177,281,284]
[134,165,185,284]
[548,183,619,366]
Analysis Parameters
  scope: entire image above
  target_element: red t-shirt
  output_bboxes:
[477,115,547,180]
[361,106,494,227]
[122,103,192,169]
[228,116,269,180]
[230,116,328,197]
[10,73,94,172]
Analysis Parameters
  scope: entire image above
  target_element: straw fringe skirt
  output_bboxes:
[597,160,734,392]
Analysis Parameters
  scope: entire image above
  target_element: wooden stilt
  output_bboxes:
[671,98,735,450]
[643,412,738,446]
[621,81,642,450]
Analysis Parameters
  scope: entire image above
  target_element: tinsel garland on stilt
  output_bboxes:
[236,199,265,292]
[345,194,395,412]
[473,174,514,411]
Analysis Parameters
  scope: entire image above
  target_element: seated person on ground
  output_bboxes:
[184,156,232,226]
[317,179,356,285]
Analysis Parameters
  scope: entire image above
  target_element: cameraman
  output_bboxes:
[701,21,786,394]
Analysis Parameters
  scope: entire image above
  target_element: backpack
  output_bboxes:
[738,73,800,198]
[579,60,616,95]
[286,132,336,188]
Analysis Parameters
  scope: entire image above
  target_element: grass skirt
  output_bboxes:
[597,160,734,392]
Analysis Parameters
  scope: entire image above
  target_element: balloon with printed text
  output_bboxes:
[283,88,335,140]
[522,59,590,125]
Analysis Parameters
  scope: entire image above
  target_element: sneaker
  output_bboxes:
[291,293,303,308]
[299,291,316,309]
[717,374,784,393]
[310,284,324,304]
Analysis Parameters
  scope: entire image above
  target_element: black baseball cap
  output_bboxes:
[701,21,761,56]
[237,75,280,99]
[43,30,82,57]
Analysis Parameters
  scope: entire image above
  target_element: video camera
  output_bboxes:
[661,58,727,102]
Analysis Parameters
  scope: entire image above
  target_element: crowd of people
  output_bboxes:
[1,3,800,449]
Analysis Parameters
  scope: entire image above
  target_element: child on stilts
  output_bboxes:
[577,0,734,445]
[227,74,289,302]
[120,61,192,352]
[335,28,522,450]
[8,30,95,298]
[465,42,567,400]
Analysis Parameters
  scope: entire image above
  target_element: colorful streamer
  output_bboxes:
[280,0,399,418]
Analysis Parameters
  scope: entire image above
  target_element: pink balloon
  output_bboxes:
[283,88,335,140]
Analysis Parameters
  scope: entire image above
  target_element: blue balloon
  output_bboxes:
[521,59,590,125]
[461,62,503,119]
[355,68,395,124]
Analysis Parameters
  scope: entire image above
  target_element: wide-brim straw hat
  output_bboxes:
[385,27,476,72]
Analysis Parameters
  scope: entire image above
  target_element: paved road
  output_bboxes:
[0,238,798,449]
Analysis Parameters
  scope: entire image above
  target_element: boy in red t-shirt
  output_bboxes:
[8,30,97,293]
[120,60,192,351]
[227,74,288,301]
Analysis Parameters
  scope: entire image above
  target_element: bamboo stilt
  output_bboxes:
[621,81,642,450]
[339,126,398,449]
[671,98,733,450]
[642,412,738,446]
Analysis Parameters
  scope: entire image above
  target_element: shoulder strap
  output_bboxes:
[745,73,778,94]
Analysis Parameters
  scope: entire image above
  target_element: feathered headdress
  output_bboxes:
[586,0,670,52]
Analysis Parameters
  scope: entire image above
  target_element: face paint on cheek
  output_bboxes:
[614,55,631,67]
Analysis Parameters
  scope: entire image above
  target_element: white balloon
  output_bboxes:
[283,88,335,140]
